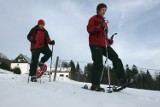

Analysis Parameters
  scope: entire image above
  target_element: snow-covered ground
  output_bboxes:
[0,69,160,107]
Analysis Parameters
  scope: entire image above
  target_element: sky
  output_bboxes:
[0,0,160,71]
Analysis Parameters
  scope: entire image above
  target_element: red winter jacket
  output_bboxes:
[87,15,113,47]
[27,25,52,51]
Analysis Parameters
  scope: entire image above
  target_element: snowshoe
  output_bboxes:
[36,64,47,78]
[90,84,105,92]
[113,74,140,92]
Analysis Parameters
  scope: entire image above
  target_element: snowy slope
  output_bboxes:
[0,69,160,107]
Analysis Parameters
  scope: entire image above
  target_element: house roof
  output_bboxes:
[22,54,31,64]
[12,54,31,64]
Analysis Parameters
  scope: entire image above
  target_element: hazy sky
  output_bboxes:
[0,0,160,70]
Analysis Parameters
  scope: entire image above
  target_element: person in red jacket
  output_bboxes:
[27,19,55,82]
[87,3,127,91]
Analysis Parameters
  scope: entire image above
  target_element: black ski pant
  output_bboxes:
[90,46,126,85]
[29,47,52,76]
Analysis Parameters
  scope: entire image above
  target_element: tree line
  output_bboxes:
[1,52,160,90]
[67,61,160,91]
[0,52,21,74]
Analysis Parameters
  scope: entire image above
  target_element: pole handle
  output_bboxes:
[110,33,118,40]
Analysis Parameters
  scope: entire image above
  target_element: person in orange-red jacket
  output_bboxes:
[27,19,55,82]
[87,3,127,91]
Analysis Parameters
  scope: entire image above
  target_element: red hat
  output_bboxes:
[38,19,45,25]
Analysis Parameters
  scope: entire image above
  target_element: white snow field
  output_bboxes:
[0,69,160,107]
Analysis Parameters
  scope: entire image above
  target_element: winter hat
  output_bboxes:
[38,19,45,25]
[96,3,107,13]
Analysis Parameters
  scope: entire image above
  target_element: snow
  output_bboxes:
[0,69,160,107]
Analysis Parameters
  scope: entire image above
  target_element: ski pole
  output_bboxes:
[100,29,117,92]
[100,47,109,83]
[107,33,118,92]
[100,28,109,83]
[49,45,53,82]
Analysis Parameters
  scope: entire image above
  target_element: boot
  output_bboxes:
[38,62,44,68]
[90,84,105,92]
[31,76,37,82]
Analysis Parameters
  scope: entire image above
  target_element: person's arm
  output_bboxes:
[87,17,101,34]
[45,31,55,45]
[27,28,35,42]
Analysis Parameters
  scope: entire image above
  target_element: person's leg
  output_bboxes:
[39,47,52,64]
[90,46,103,87]
[103,46,127,84]
[30,49,40,77]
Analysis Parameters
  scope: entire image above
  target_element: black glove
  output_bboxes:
[49,40,55,45]
[98,21,106,29]
[98,22,104,29]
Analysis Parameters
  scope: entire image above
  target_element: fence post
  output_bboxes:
[53,56,59,81]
